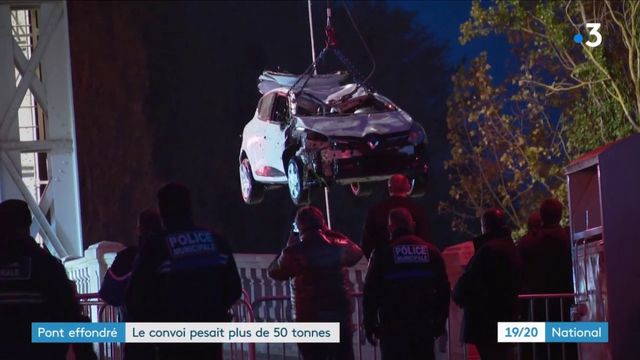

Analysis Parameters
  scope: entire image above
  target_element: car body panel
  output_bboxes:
[262,121,287,179]
[241,116,287,184]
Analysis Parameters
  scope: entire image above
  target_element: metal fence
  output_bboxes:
[250,292,380,360]
[227,290,257,360]
[76,292,257,360]
[76,293,123,360]
[75,291,578,360]
[515,293,576,360]
[251,295,299,359]
[349,292,381,360]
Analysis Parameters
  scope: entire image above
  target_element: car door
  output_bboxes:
[245,93,275,180]
[262,93,288,180]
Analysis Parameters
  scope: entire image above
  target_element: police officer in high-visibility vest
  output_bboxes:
[126,183,242,360]
[363,207,450,360]
[0,199,83,360]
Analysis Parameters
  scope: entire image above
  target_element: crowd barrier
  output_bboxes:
[515,293,576,360]
[74,292,256,360]
[227,290,257,360]
[251,295,297,359]
[250,292,380,360]
[76,293,122,360]
[73,291,577,360]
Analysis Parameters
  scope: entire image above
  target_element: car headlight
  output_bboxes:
[408,122,427,145]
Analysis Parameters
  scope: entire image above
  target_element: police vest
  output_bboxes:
[0,256,45,306]
[156,230,230,274]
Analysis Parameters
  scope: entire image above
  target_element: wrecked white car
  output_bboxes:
[239,71,428,205]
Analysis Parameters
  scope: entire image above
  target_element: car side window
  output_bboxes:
[257,93,275,121]
[272,95,289,123]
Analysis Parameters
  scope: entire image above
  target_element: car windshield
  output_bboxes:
[331,94,394,115]
[296,92,395,117]
[295,93,330,116]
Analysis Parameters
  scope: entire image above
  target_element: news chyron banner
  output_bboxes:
[498,322,608,343]
[32,323,340,343]
[33,321,608,344]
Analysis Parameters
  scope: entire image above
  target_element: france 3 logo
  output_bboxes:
[573,23,602,48]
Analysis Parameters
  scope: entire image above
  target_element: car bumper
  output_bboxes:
[313,148,428,185]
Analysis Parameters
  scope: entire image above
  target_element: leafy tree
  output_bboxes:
[461,0,639,153]
[443,0,639,235]
[442,54,568,236]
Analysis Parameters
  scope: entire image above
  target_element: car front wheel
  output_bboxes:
[287,157,310,206]
[239,158,265,204]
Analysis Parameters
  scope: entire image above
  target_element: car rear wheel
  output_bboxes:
[239,158,265,204]
[287,157,310,206]
[410,175,427,198]
[350,182,374,197]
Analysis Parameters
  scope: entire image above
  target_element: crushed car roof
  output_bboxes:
[257,71,351,94]
[258,71,370,104]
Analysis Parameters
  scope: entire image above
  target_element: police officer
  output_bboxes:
[453,208,523,360]
[0,199,82,360]
[519,199,572,295]
[361,174,430,259]
[101,208,161,360]
[363,208,450,360]
[519,199,576,360]
[268,206,363,360]
[100,208,162,309]
[517,211,542,247]
[126,183,242,360]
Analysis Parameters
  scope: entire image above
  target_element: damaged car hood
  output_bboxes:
[295,111,412,137]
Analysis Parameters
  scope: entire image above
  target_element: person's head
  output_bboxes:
[388,174,411,197]
[137,208,162,238]
[388,207,415,237]
[527,211,542,233]
[540,198,563,226]
[481,207,506,235]
[294,206,326,234]
[0,199,32,239]
[157,183,193,227]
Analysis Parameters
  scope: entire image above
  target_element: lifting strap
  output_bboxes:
[288,1,375,98]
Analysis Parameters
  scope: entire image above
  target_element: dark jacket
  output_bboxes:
[99,246,138,307]
[0,237,81,360]
[362,195,430,259]
[518,225,573,294]
[268,229,363,321]
[363,231,450,336]
[453,232,523,344]
[126,225,242,322]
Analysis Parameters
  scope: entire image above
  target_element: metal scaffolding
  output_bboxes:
[0,0,82,258]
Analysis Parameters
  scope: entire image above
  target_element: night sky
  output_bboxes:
[393,1,511,79]
[68,1,512,253]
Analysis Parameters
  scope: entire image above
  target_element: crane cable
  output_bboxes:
[308,0,318,75]
[290,1,376,98]
[298,0,378,227]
